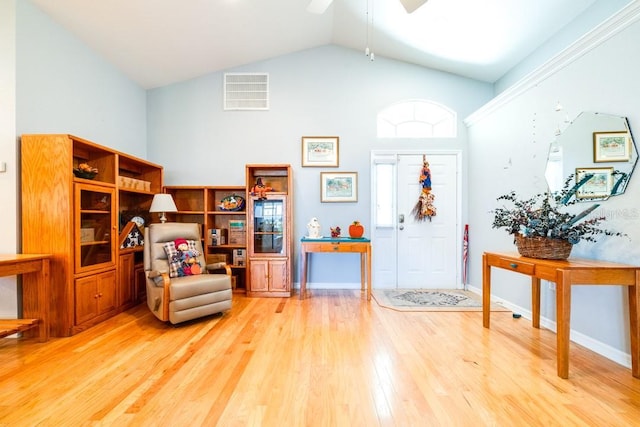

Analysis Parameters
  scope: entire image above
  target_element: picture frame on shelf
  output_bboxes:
[593,131,631,162]
[320,172,357,202]
[575,167,613,199]
[301,136,339,167]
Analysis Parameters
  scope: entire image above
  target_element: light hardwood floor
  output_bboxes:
[1,289,639,426]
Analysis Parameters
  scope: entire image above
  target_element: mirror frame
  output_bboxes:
[545,111,638,202]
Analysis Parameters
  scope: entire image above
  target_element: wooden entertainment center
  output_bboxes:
[21,134,163,337]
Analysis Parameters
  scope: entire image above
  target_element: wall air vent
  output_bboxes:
[224,73,269,111]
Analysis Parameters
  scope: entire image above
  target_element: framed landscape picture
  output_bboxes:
[302,136,339,167]
[575,167,613,199]
[593,131,631,162]
[320,172,357,202]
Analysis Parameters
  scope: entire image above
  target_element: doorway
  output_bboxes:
[371,150,461,289]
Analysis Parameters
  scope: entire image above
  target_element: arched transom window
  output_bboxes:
[377,100,457,138]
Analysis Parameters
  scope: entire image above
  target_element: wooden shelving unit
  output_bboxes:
[245,164,293,297]
[21,134,163,336]
[164,186,247,292]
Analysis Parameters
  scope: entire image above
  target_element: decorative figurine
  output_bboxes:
[348,221,364,238]
[307,217,322,238]
[251,177,273,200]
[330,226,341,238]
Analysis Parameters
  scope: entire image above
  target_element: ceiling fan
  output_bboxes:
[307,0,428,14]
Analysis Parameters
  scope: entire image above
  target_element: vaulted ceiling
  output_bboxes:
[30,0,607,89]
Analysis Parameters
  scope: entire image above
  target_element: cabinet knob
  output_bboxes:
[510,263,518,269]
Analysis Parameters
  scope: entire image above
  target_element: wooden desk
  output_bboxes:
[0,254,51,342]
[482,251,640,379]
[300,238,372,301]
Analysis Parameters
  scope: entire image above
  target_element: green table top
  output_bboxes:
[301,236,370,242]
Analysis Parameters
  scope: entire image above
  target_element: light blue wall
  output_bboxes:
[467,11,640,364]
[147,45,493,285]
[496,0,633,93]
[0,0,147,317]
[16,0,147,156]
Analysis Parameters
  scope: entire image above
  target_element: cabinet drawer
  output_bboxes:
[494,257,535,275]
[303,242,367,253]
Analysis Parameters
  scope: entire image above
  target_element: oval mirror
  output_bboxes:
[545,111,638,201]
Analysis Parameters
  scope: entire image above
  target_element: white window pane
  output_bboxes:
[375,164,394,227]
[377,99,456,138]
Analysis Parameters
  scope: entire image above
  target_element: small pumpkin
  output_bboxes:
[348,221,364,238]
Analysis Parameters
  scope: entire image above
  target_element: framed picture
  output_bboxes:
[575,167,613,199]
[302,136,339,167]
[320,172,357,202]
[593,131,631,162]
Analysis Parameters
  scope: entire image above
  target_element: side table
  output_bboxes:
[300,237,372,300]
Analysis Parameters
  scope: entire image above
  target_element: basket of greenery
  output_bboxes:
[492,176,625,259]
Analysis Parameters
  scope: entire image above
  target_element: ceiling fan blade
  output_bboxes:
[307,0,334,14]
[398,0,429,13]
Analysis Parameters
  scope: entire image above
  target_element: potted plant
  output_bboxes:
[492,176,625,259]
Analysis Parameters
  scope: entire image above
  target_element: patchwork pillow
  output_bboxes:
[163,238,202,278]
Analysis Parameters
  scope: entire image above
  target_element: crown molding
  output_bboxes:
[464,1,640,127]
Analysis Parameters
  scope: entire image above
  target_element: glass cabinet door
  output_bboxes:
[251,196,286,255]
[75,183,116,271]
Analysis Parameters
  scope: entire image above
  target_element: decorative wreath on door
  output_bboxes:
[412,155,436,222]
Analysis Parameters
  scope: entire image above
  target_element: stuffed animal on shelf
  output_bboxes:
[251,177,273,200]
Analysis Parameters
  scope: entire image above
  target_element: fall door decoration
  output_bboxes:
[412,155,436,221]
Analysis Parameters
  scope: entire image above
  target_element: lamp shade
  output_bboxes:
[149,194,177,213]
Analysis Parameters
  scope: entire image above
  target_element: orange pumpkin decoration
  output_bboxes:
[348,221,364,238]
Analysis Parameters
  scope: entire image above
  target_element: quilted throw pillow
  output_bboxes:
[163,239,202,278]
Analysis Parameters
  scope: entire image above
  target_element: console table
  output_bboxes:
[0,254,51,342]
[300,237,372,301]
[482,251,640,379]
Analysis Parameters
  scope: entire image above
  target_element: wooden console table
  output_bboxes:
[300,237,372,301]
[0,254,51,342]
[482,251,640,379]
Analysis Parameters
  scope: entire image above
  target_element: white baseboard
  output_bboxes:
[468,285,632,369]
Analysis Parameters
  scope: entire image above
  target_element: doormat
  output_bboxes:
[372,289,510,312]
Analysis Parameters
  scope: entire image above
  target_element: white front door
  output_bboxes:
[372,151,461,289]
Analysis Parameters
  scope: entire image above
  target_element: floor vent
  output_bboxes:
[224,73,269,111]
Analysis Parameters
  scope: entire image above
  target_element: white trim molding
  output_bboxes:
[465,0,640,127]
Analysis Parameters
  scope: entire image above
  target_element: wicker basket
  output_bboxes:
[515,235,573,260]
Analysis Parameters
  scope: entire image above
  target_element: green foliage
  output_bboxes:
[492,176,625,244]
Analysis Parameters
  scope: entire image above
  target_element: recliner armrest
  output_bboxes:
[148,270,170,286]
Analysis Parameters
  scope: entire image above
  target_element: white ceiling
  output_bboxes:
[29,0,602,89]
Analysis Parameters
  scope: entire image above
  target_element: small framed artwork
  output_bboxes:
[302,136,339,167]
[321,172,357,202]
[593,131,631,162]
[575,167,613,199]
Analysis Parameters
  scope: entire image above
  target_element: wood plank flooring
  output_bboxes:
[1,289,639,426]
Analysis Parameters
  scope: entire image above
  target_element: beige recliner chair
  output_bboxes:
[144,222,232,324]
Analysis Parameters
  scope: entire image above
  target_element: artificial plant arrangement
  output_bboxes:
[492,175,625,258]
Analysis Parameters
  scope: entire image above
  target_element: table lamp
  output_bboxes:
[149,194,177,223]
